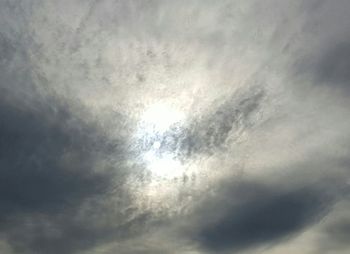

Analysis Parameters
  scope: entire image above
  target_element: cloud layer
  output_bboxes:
[1,0,350,253]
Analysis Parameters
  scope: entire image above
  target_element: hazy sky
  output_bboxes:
[1,1,350,253]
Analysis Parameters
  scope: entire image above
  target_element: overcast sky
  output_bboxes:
[1,0,350,253]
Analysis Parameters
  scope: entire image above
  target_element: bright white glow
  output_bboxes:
[137,102,186,178]
[153,141,161,149]
[143,151,183,178]
[141,102,185,134]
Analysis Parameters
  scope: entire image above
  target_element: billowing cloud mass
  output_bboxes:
[1,0,350,253]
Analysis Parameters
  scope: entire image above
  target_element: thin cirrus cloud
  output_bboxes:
[1,0,350,254]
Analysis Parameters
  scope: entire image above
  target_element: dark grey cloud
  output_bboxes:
[192,181,333,253]
[0,38,136,252]
[0,91,117,253]
[296,38,350,93]
[0,91,155,254]
[1,0,350,253]
[0,39,155,252]
[315,41,350,87]
[291,0,350,93]
[0,99,107,215]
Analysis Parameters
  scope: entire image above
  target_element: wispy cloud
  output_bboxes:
[1,0,350,253]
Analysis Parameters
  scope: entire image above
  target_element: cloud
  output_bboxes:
[315,41,350,87]
[1,0,350,253]
[142,86,265,162]
[0,89,117,253]
[0,99,107,215]
[0,50,153,253]
[189,180,332,253]
[291,0,350,92]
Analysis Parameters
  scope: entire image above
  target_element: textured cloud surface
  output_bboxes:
[1,0,350,253]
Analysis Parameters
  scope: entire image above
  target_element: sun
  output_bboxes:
[142,150,183,178]
[140,102,185,134]
[136,102,185,178]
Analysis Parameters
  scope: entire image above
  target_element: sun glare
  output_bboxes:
[141,102,185,134]
[143,151,183,178]
[137,102,185,178]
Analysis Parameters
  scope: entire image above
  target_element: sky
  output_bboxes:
[1,0,350,253]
